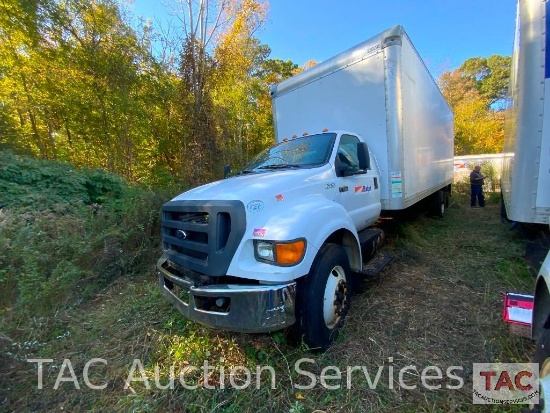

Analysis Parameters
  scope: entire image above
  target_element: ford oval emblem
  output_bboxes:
[175,230,187,240]
[247,200,264,213]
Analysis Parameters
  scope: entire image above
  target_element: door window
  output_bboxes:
[337,134,360,173]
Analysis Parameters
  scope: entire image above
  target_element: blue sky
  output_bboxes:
[132,0,517,78]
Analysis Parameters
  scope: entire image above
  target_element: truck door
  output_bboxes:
[334,134,381,231]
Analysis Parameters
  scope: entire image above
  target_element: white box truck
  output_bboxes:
[157,25,454,349]
[501,3,550,226]
[503,0,550,409]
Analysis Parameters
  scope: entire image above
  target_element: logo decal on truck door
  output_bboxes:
[354,185,372,194]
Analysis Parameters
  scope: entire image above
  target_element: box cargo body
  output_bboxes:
[502,0,550,225]
[503,3,550,410]
[270,25,454,211]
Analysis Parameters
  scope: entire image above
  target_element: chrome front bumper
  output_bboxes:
[157,258,296,333]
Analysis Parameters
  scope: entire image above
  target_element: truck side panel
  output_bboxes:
[542,0,550,210]
[399,34,455,208]
[502,0,550,224]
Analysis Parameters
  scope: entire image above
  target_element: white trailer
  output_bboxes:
[505,0,550,336]
[501,1,550,411]
[271,25,454,212]
[501,3,550,224]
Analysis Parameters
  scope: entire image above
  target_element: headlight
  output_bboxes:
[256,241,275,261]
[254,239,306,266]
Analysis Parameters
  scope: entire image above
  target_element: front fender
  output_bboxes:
[226,196,361,283]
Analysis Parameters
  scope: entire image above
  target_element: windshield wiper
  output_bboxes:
[258,164,300,170]
[239,169,255,175]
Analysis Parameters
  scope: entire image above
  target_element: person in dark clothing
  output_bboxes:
[470,165,486,207]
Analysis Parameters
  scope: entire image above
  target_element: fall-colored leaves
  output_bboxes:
[439,56,511,155]
[0,0,511,186]
[0,0,298,187]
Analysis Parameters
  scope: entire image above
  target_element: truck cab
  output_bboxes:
[157,131,381,349]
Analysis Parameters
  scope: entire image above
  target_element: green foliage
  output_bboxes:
[479,160,500,192]
[460,55,512,107]
[0,151,169,314]
[0,0,299,188]
[0,150,123,211]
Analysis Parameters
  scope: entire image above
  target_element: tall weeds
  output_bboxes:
[0,151,171,314]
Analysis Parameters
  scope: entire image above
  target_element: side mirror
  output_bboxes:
[224,165,231,178]
[357,142,370,170]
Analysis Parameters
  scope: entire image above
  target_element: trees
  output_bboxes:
[0,0,160,180]
[171,0,270,184]
[438,55,511,155]
[0,0,291,186]
[160,0,297,184]
[0,0,52,157]
[1,0,511,184]
[460,55,511,107]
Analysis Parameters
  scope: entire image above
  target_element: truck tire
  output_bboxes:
[432,190,445,218]
[535,328,550,373]
[535,328,550,411]
[294,243,351,350]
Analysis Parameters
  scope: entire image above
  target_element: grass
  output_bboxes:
[0,191,538,412]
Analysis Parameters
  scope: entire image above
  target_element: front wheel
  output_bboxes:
[535,328,550,372]
[294,244,352,350]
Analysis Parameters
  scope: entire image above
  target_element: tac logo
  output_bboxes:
[354,185,372,194]
[472,363,539,404]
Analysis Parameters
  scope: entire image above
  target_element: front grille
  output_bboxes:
[161,200,246,276]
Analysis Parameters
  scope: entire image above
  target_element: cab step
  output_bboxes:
[357,251,394,277]
[358,227,385,262]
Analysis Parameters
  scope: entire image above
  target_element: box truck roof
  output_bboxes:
[270,25,437,99]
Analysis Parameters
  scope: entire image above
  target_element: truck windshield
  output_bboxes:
[242,133,336,172]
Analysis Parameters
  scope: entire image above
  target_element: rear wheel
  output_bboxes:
[432,190,446,218]
[294,244,351,350]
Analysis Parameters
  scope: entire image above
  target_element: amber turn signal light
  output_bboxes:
[275,239,306,265]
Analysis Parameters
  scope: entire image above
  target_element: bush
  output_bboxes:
[0,150,124,212]
[0,151,174,314]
